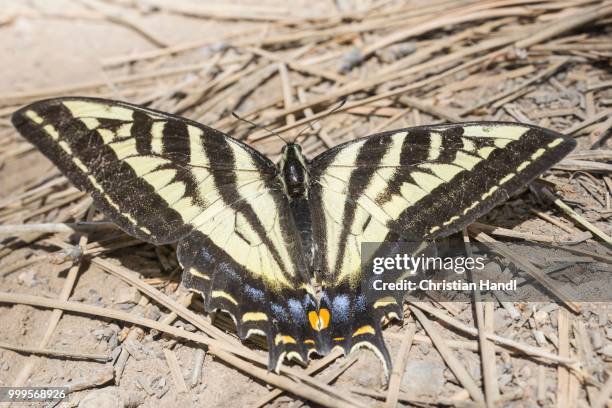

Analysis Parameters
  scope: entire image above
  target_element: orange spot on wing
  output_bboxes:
[275,334,297,345]
[307,308,331,331]
[308,311,320,331]
[319,308,330,329]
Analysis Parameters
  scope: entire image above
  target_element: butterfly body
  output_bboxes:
[12,97,576,376]
[279,143,310,199]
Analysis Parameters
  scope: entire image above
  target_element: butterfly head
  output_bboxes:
[278,143,310,199]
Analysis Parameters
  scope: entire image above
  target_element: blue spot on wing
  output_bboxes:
[200,247,214,263]
[245,284,265,302]
[271,303,289,322]
[218,262,240,281]
[355,294,366,313]
[287,299,306,324]
[332,294,350,322]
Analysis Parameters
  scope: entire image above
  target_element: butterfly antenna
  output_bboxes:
[292,98,348,144]
[232,112,289,145]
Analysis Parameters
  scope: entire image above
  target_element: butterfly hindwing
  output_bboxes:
[308,123,576,370]
[11,97,320,370]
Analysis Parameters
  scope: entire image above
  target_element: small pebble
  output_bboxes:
[17,270,37,287]
[533,310,548,326]
[144,304,162,321]
[337,47,363,73]
[114,287,141,305]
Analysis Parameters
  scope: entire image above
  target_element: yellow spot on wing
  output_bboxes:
[531,148,545,160]
[400,182,427,203]
[412,171,443,192]
[463,200,480,215]
[548,138,564,148]
[275,334,297,345]
[73,157,89,173]
[373,297,397,308]
[352,325,375,337]
[443,215,460,226]
[172,196,201,223]
[109,138,137,160]
[124,156,169,177]
[80,118,100,130]
[25,110,44,124]
[453,151,482,170]
[188,125,208,166]
[242,312,268,322]
[142,169,175,190]
[117,123,133,137]
[228,139,258,169]
[381,194,410,218]
[151,122,165,154]
[494,139,512,148]
[461,137,476,152]
[481,185,498,200]
[98,129,115,144]
[428,132,442,160]
[211,290,238,306]
[157,181,186,205]
[477,146,496,159]
[59,140,72,154]
[499,173,515,184]
[419,163,463,182]
[517,161,530,172]
[189,268,210,280]
[43,125,60,140]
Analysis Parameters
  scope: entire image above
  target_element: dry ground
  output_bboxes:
[0,1,611,407]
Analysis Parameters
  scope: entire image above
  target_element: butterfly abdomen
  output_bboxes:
[278,143,315,264]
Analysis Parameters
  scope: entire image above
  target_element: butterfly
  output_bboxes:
[12,97,575,375]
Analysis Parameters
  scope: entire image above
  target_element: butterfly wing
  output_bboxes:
[308,122,576,373]
[12,97,319,369]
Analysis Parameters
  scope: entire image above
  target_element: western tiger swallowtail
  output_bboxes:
[12,97,575,375]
